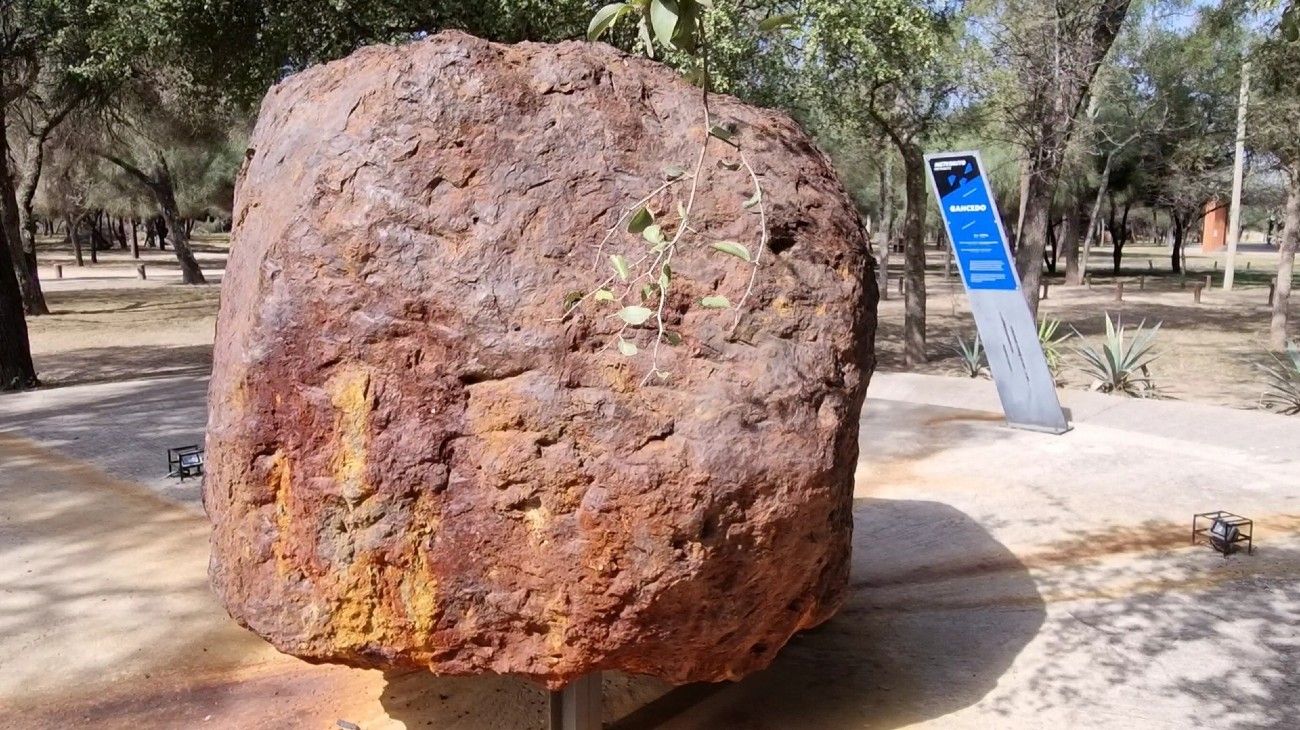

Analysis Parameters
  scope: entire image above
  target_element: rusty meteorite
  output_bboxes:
[204,31,877,689]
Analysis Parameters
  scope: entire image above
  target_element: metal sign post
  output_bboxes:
[548,673,602,730]
[924,151,1069,434]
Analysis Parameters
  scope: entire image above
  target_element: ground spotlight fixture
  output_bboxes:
[1191,511,1253,557]
[168,445,205,480]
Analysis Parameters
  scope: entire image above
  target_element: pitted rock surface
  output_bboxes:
[205,30,876,688]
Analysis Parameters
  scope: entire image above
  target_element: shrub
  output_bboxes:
[950,333,986,378]
[1072,314,1162,398]
[1038,317,1070,381]
[1260,342,1300,415]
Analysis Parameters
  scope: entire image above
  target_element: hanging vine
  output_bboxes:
[559,0,792,383]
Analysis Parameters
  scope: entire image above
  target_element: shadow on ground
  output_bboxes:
[33,344,213,388]
[378,498,1046,729]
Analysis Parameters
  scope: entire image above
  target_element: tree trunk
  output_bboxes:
[1170,209,1184,274]
[131,219,140,259]
[1013,153,1030,252]
[69,215,85,267]
[900,144,928,365]
[1062,199,1086,284]
[877,154,894,302]
[1109,200,1130,275]
[1045,218,1059,274]
[1016,178,1054,318]
[89,219,102,264]
[153,159,206,284]
[14,128,51,316]
[0,104,38,389]
[1270,163,1299,352]
[0,108,43,317]
[1076,152,1114,284]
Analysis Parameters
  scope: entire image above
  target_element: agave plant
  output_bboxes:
[1260,342,1300,415]
[1038,317,1071,380]
[1072,314,1162,397]
[950,333,986,378]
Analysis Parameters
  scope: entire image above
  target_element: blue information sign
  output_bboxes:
[924,150,1069,435]
[927,154,1017,291]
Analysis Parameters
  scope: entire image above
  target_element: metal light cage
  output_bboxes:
[1192,511,1253,557]
[168,445,205,480]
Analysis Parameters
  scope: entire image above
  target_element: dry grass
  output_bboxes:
[878,241,1293,409]
[20,232,1296,409]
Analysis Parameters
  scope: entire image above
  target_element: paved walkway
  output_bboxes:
[1,373,1296,728]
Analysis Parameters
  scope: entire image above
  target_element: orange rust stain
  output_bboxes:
[923,411,1006,427]
[269,449,295,576]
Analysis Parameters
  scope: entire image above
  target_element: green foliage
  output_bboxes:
[710,240,751,261]
[1072,313,1162,398]
[1037,317,1071,377]
[1259,342,1300,414]
[1252,8,1300,168]
[949,333,986,378]
[560,0,779,383]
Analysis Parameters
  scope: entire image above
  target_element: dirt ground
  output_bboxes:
[2,376,1296,729]
[878,240,1295,409]
[21,233,1297,409]
[25,235,225,387]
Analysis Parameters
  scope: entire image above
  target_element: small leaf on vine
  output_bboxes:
[708,124,733,142]
[758,14,796,32]
[649,0,679,49]
[743,191,762,209]
[676,201,687,219]
[664,331,683,345]
[588,3,630,41]
[637,16,654,58]
[641,283,658,301]
[701,295,731,309]
[643,223,665,245]
[611,254,631,281]
[627,206,653,234]
[617,336,639,356]
[659,263,672,290]
[664,164,687,180]
[710,240,752,261]
[618,305,654,325]
[594,289,616,302]
[563,290,584,310]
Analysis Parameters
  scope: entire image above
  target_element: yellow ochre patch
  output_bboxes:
[327,368,374,506]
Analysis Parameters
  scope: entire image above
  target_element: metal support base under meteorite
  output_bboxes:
[548,673,602,730]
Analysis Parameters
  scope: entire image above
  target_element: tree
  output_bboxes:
[91,72,240,284]
[1137,8,1243,274]
[981,0,1133,315]
[1253,4,1300,351]
[778,0,967,364]
[0,0,83,386]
